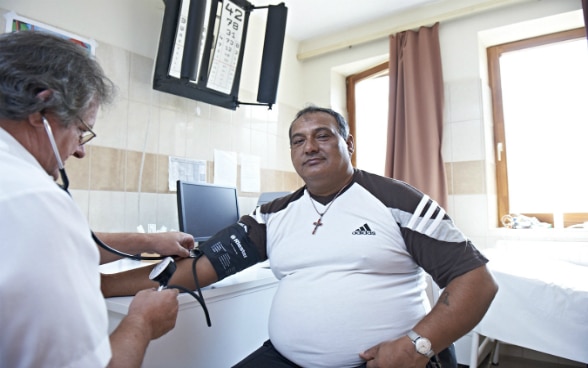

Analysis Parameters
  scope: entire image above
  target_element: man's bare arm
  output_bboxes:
[360,265,498,367]
[102,256,218,297]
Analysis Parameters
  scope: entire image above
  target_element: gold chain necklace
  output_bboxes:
[309,184,348,235]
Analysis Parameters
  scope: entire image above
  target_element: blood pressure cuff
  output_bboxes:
[198,222,261,281]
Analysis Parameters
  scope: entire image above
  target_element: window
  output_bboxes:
[488,28,588,228]
[346,62,389,175]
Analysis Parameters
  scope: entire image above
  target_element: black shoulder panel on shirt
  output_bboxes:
[259,188,305,215]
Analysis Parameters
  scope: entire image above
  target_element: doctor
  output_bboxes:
[0,30,189,367]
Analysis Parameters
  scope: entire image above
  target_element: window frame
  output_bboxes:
[487,27,588,228]
[346,61,389,168]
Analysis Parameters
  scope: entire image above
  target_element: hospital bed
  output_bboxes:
[470,247,588,367]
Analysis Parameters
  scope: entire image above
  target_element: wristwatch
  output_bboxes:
[407,330,435,358]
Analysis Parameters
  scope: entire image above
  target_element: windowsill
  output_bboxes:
[488,227,588,242]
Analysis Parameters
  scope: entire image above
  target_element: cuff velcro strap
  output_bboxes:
[198,222,260,280]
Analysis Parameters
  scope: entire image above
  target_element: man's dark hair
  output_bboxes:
[289,105,349,143]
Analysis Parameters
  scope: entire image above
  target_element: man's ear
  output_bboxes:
[346,134,355,156]
[29,89,53,127]
[27,112,45,128]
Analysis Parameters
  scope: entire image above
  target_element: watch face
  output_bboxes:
[415,338,432,354]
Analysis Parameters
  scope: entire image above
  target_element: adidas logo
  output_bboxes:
[352,223,376,235]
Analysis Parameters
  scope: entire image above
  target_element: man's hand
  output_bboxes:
[360,337,428,368]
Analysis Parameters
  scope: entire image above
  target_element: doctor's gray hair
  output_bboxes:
[0,31,115,126]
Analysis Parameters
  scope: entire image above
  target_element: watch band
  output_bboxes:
[407,330,435,359]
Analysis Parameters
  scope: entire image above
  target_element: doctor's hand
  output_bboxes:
[360,337,428,368]
[144,231,194,258]
[127,288,180,340]
[108,288,179,367]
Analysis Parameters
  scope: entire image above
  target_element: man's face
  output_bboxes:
[41,105,98,180]
[289,112,353,184]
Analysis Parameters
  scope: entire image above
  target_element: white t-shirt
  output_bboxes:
[266,185,429,367]
[0,127,111,367]
[248,169,487,367]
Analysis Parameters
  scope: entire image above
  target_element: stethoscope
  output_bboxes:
[42,116,211,326]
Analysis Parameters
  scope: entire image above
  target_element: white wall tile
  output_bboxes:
[136,192,158,232]
[129,53,158,105]
[96,43,130,101]
[185,117,213,162]
[447,79,482,123]
[238,196,258,218]
[441,122,453,162]
[210,105,233,124]
[451,194,489,239]
[450,119,485,162]
[277,135,293,170]
[251,131,270,168]
[210,120,235,153]
[158,108,186,156]
[96,98,129,150]
[445,193,456,218]
[88,191,127,232]
[447,196,489,250]
[127,101,159,153]
[266,135,279,170]
[236,119,253,156]
[70,189,90,219]
[122,192,140,232]
[156,193,179,232]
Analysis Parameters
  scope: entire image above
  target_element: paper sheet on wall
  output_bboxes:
[214,149,237,187]
[168,156,207,191]
[240,154,260,193]
[5,12,97,55]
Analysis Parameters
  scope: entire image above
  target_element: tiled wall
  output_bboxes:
[78,56,495,238]
[0,8,499,242]
[443,78,496,249]
[66,41,304,233]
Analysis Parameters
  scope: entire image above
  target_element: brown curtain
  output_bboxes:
[385,22,447,209]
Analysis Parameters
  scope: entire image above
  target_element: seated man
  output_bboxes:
[103,106,498,368]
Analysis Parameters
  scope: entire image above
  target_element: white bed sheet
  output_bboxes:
[473,248,588,364]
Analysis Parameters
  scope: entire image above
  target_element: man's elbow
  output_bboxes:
[483,266,499,298]
[474,265,499,310]
[454,265,499,307]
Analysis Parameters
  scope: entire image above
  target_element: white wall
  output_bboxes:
[0,0,305,232]
[0,0,303,108]
[0,0,164,58]
[0,0,584,241]
[298,0,584,248]
[440,0,583,248]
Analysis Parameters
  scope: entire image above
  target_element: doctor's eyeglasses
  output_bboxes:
[77,117,96,146]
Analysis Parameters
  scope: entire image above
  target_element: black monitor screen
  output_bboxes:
[177,181,240,242]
